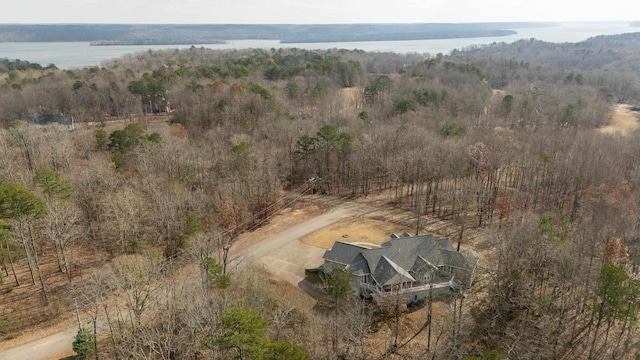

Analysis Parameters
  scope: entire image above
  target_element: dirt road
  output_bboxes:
[0,327,77,360]
[233,201,373,296]
[0,200,366,360]
[229,201,371,272]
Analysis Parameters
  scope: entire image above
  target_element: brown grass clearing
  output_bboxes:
[600,104,639,135]
[340,87,359,103]
[492,89,506,97]
[339,87,360,115]
[300,218,408,249]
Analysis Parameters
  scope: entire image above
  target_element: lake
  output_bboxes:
[0,22,636,69]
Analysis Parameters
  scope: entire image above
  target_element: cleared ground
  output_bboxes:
[600,104,639,135]
[300,218,407,249]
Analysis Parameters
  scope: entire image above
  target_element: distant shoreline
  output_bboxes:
[88,29,518,46]
[280,30,517,43]
[90,39,227,46]
[0,22,554,44]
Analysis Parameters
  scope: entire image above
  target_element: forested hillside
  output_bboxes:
[455,32,640,103]
[0,23,541,44]
[1,32,640,359]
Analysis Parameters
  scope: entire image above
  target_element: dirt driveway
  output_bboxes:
[0,327,77,360]
[0,200,371,360]
[229,201,375,287]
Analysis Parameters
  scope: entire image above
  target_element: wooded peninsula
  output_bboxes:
[0,23,551,44]
[1,31,640,359]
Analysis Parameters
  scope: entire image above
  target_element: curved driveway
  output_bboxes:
[229,202,369,272]
[0,201,367,360]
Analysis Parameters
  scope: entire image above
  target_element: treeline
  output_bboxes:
[279,29,516,43]
[1,34,640,358]
[90,39,227,46]
[0,23,546,44]
[0,58,57,72]
[454,33,640,103]
[456,32,640,70]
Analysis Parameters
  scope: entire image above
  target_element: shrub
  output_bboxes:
[72,327,95,359]
[440,121,465,137]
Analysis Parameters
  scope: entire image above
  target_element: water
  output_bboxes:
[0,22,636,69]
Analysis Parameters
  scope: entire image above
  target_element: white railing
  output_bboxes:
[449,279,464,291]
[359,282,380,292]
[396,282,450,295]
[366,281,451,298]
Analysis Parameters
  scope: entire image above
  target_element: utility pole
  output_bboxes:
[221,233,237,276]
[93,318,99,360]
[74,298,81,330]
[416,180,423,236]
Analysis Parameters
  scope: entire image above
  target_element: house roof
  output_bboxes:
[450,249,480,287]
[347,253,370,276]
[322,241,369,266]
[440,249,468,269]
[373,255,416,286]
[413,255,437,273]
[324,232,478,289]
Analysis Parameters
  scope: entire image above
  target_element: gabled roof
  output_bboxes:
[373,255,416,286]
[449,249,480,289]
[324,233,478,290]
[347,253,370,276]
[440,249,468,269]
[322,241,368,266]
[413,255,438,273]
[381,234,454,269]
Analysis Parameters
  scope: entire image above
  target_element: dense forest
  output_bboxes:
[1,31,640,359]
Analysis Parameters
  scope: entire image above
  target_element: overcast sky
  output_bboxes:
[2,0,636,24]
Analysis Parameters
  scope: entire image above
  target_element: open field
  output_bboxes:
[599,104,639,135]
[300,217,407,249]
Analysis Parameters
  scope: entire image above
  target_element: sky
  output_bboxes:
[1,0,637,24]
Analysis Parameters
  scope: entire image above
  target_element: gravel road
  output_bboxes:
[0,327,77,360]
[228,202,369,272]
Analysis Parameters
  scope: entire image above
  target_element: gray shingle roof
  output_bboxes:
[322,241,368,266]
[347,253,370,276]
[373,255,416,286]
[324,233,478,290]
[440,250,467,269]
[413,255,438,272]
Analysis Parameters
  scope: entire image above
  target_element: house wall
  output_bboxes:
[412,269,435,283]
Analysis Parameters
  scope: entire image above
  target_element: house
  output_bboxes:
[322,233,479,307]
